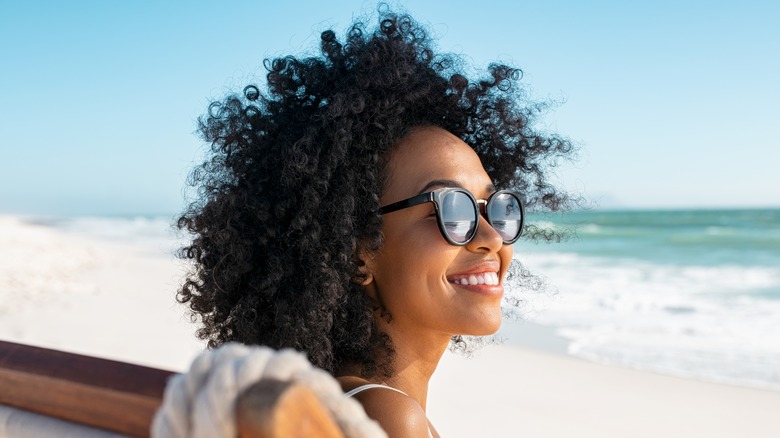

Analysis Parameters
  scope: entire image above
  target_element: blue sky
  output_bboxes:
[1,0,778,216]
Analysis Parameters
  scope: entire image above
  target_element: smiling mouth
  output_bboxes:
[448,272,500,286]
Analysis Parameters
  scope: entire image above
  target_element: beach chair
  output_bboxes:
[0,340,350,437]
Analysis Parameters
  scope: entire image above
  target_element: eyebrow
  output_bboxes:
[416,179,497,195]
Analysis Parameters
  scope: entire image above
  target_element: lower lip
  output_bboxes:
[449,282,504,297]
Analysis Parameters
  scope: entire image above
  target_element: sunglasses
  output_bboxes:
[378,187,525,245]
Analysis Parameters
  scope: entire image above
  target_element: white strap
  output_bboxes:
[344,383,409,398]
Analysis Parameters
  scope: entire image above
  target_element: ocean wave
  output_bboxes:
[513,250,780,390]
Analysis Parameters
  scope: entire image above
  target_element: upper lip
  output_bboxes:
[446,260,501,280]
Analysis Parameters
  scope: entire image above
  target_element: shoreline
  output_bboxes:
[499,317,780,392]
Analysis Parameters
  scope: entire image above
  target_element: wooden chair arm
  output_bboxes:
[0,340,349,438]
[0,340,173,437]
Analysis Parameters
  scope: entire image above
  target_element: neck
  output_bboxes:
[374,318,452,411]
[335,316,454,412]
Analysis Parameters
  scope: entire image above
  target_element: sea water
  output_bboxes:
[514,208,780,390]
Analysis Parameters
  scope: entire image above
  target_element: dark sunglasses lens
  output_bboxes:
[488,193,523,242]
[441,191,477,243]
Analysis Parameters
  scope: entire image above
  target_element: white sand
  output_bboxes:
[429,347,780,437]
[0,215,203,370]
[2,215,779,437]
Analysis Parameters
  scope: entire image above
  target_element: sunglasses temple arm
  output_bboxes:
[377,192,435,215]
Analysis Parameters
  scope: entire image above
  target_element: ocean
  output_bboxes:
[513,208,780,390]
[35,209,780,390]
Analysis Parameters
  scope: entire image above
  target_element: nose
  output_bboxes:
[466,214,504,254]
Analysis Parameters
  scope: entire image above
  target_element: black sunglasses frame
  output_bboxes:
[377,187,525,246]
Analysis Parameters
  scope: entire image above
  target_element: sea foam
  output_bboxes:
[514,210,780,390]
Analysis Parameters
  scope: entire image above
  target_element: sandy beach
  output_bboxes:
[1,215,778,437]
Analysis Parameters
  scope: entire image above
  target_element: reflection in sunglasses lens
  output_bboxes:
[489,193,522,242]
[442,191,477,243]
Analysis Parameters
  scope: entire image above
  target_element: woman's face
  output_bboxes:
[364,126,513,339]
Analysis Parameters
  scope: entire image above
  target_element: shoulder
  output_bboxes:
[352,386,430,438]
[339,379,430,437]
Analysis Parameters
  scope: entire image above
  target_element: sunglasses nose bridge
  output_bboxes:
[476,199,488,216]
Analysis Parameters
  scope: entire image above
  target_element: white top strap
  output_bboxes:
[343,383,409,398]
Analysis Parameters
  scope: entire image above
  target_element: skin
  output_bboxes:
[337,126,514,437]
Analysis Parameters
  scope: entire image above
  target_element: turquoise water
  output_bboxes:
[525,208,780,269]
[513,208,780,389]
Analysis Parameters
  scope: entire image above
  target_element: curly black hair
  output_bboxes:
[177,7,574,378]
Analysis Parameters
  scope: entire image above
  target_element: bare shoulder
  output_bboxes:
[338,377,430,438]
[351,386,430,438]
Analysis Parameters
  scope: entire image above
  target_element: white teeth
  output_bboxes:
[453,272,500,286]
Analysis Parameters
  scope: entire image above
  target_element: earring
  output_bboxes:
[353,272,373,286]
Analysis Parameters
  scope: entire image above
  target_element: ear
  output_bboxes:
[354,246,389,319]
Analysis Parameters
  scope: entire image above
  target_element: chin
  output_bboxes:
[464,315,503,337]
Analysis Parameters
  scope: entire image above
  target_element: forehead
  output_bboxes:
[383,126,493,202]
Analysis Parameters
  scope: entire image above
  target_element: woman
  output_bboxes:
[177,8,572,437]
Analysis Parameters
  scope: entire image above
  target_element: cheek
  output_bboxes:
[373,219,458,291]
[382,231,455,281]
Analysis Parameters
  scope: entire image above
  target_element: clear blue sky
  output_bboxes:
[1,0,778,216]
